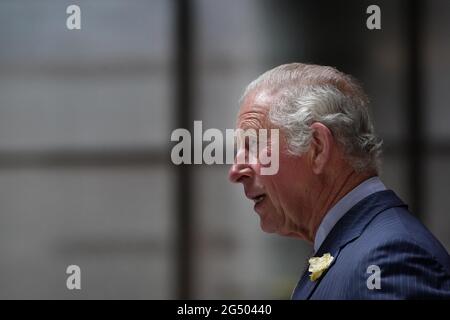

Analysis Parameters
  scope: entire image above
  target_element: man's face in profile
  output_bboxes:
[228,90,316,240]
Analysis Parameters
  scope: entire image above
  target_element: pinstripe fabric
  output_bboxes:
[291,190,450,300]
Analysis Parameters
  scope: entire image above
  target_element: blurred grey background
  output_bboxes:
[0,0,449,299]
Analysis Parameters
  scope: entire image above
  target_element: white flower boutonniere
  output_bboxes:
[308,253,334,281]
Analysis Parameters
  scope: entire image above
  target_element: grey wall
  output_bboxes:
[0,0,448,299]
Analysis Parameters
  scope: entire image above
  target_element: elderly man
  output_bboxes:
[228,63,450,299]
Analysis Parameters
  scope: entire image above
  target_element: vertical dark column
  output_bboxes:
[405,0,425,218]
[174,0,193,299]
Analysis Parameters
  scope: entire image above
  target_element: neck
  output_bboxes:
[305,168,377,243]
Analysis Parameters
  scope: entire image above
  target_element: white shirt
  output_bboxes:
[313,176,387,253]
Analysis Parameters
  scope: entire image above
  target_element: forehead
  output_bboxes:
[237,90,275,130]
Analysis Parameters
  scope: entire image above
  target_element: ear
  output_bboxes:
[308,122,334,174]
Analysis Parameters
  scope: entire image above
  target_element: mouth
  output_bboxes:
[252,194,266,204]
[246,193,266,208]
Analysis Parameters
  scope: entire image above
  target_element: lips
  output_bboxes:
[246,192,266,205]
[253,195,265,204]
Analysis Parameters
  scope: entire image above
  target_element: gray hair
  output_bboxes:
[241,63,383,173]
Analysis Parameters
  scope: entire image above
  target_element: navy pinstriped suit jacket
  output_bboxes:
[292,190,450,299]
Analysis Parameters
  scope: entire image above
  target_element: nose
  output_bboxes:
[228,148,253,183]
[228,162,253,183]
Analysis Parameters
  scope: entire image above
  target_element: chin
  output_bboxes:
[259,218,279,234]
[260,218,298,238]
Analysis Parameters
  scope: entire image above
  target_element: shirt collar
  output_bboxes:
[313,176,387,253]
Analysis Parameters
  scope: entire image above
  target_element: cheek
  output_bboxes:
[260,175,290,208]
[269,157,311,205]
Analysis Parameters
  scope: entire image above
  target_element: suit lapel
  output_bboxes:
[292,190,407,300]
